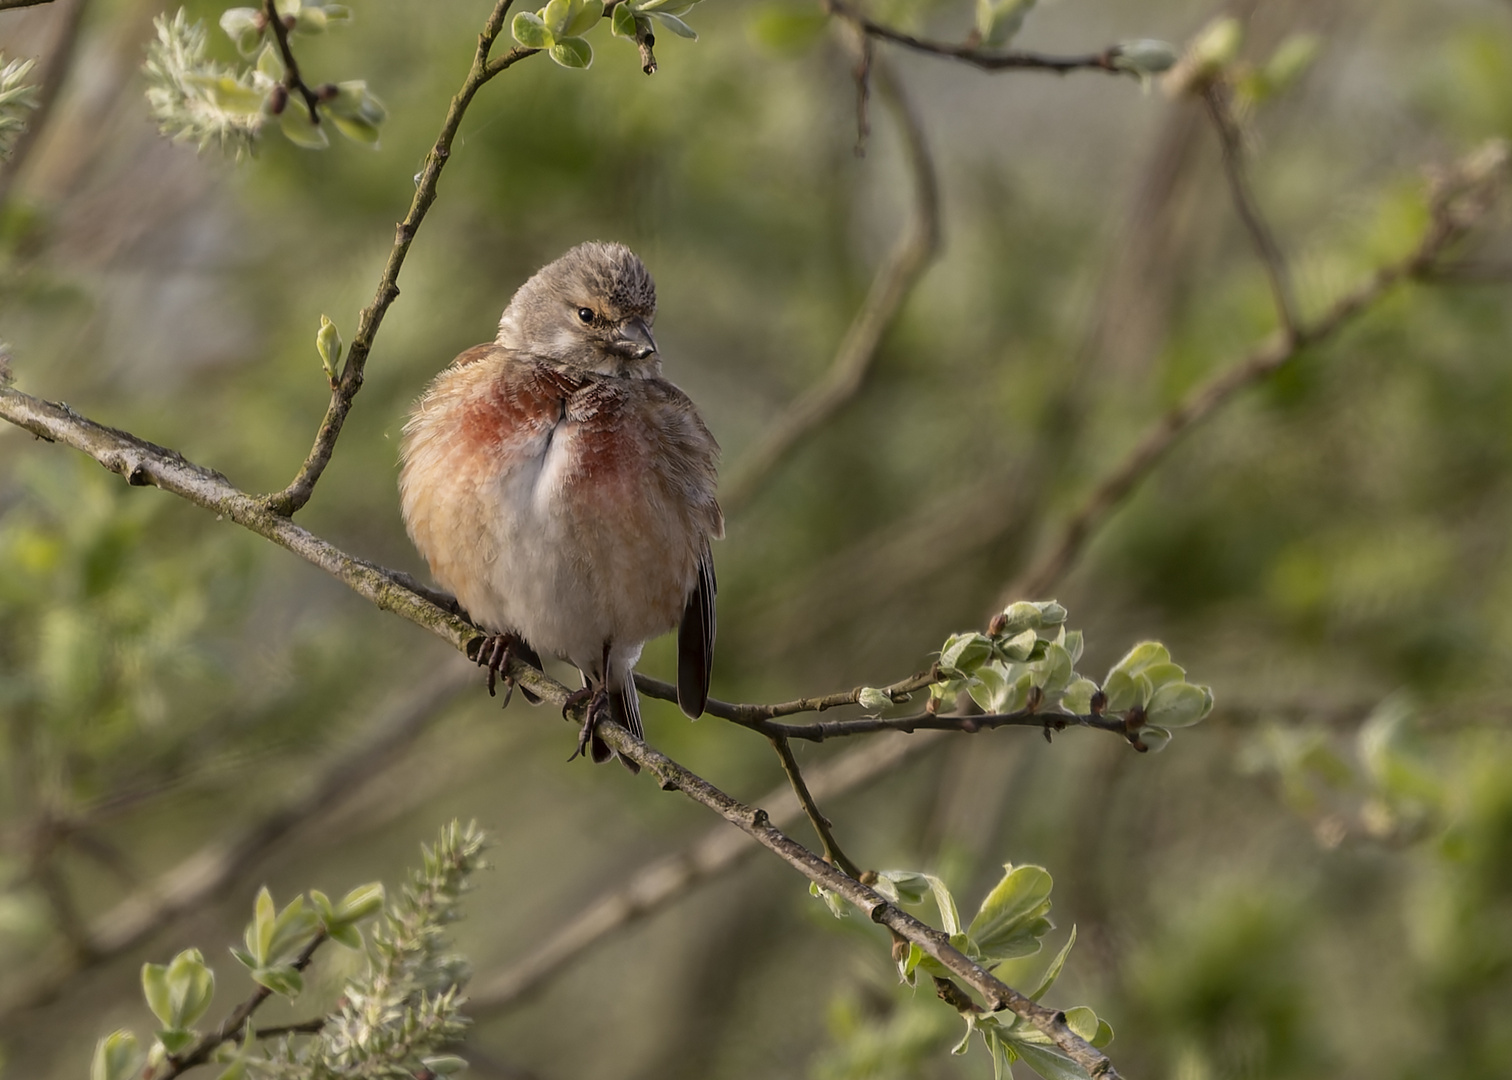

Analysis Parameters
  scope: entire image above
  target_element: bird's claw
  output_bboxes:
[563,686,609,763]
[475,632,527,706]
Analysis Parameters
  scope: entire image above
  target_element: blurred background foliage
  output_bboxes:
[1,0,1511,1077]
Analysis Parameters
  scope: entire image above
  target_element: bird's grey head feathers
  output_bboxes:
[496,241,660,376]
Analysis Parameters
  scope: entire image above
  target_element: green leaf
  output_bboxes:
[91,1031,142,1080]
[1138,725,1172,753]
[157,1028,196,1056]
[1062,1006,1103,1043]
[939,632,994,678]
[1140,662,1186,690]
[649,11,697,39]
[335,881,386,922]
[218,8,264,55]
[543,0,574,36]
[251,964,304,997]
[1107,641,1170,680]
[1038,643,1073,694]
[976,0,1036,49]
[255,42,284,82]
[229,947,257,971]
[315,316,342,380]
[1007,1040,1086,1080]
[266,894,318,962]
[1029,926,1076,1001]
[923,873,961,936]
[278,105,329,149]
[878,869,931,905]
[512,12,554,48]
[967,863,1054,962]
[550,36,594,68]
[1061,629,1083,666]
[422,1057,470,1076]
[1060,677,1097,716]
[1101,669,1140,713]
[328,921,364,949]
[1146,681,1213,728]
[999,627,1039,662]
[611,3,637,37]
[567,0,604,37]
[141,961,173,1027]
[329,113,380,144]
[165,948,215,1028]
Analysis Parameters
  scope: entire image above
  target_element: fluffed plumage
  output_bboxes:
[399,242,722,765]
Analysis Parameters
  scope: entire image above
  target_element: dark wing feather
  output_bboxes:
[602,680,643,774]
[677,546,717,718]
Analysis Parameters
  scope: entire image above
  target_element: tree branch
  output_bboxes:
[156,931,328,1078]
[1202,82,1299,338]
[468,730,942,1014]
[265,0,538,517]
[1004,142,1510,603]
[599,722,1122,1080]
[720,52,941,513]
[635,667,937,724]
[769,735,863,877]
[824,0,1123,76]
[0,0,57,9]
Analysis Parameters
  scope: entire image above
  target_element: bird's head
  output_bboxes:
[496,241,660,376]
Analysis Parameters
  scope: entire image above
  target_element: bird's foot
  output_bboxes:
[472,632,537,707]
[564,686,610,764]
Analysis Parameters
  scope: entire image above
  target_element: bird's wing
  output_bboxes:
[677,542,717,719]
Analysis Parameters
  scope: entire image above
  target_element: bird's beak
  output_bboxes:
[615,317,658,360]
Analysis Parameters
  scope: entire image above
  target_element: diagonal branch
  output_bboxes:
[599,722,1122,1080]
[468,731,942,1015]
[1202,82,1299,337]
[265,0,538,517]
[769,734,863,877]
[720,53,940,514]
[1003,142,1510,603]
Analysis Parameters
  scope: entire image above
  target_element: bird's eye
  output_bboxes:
[576,307,594,324]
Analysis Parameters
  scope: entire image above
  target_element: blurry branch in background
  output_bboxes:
[0,662,473,1020]
[1201,81,1298,337]
[824,0,1176,79]
[0,0,56,10]
[1006,139,1512,603]
[266,0,539,516]
[0,2,85,206]
[469,730,943,1015]
[720,53,939,515]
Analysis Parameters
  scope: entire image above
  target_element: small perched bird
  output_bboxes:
[399,242,722,766]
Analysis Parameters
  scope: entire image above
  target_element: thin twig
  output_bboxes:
[1202,82,1299,338]
[0,0,57,9]
[262,0,320,124]
[0,661,473,1019]
[599,723,1122,1080]
[265,0,538,516]
[769,735,863,877]
[1004,148,1508,603]
[156,932,328,1078]
[824,0,1122,76]
[636,667,937,724]
[720,53,941,513]
[469,731,942,1014]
